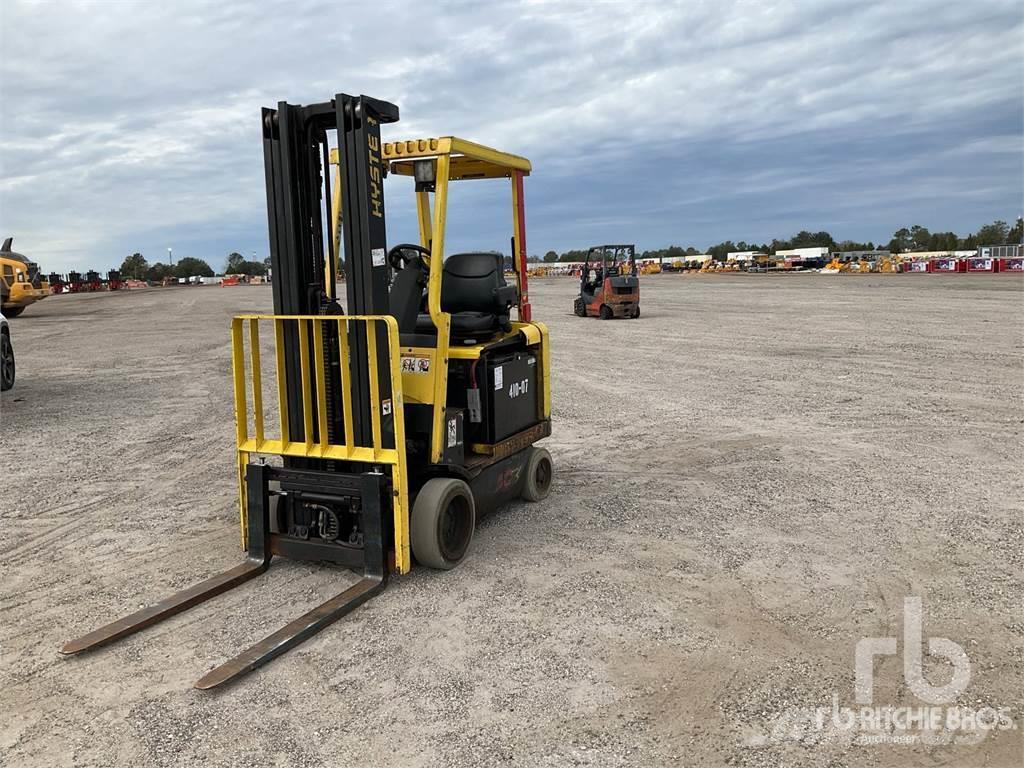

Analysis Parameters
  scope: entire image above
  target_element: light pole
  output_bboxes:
[168,247,173,266]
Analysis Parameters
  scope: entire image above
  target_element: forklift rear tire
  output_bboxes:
[522,447,553,502]
[411,478,475,570]
[599,304,613,320]
[631,307,640,319]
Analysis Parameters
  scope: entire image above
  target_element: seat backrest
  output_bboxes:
[441,252,505,314]
[389,257,425,333]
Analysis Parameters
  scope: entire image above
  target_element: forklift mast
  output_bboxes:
[262,94,398,451]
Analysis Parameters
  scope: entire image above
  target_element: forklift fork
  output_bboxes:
[61,464,388,689]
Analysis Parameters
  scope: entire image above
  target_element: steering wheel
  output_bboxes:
[387,243,431,272]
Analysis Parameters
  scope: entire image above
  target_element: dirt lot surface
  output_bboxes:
[1,274,1022,767]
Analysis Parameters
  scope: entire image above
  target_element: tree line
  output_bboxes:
[118,251,270,281]
[117,218,1021,276]
[535,217,1022,263]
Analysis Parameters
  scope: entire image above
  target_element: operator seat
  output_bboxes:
[416,252,517,341]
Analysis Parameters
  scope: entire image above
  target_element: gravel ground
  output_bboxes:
[1,273,1021,768]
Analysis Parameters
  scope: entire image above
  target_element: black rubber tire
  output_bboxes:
[632,306,640,319]
[573,298,587,317]
[411,477,475,569]
[522,447,553,502]
[599,304,613,320]
[1,331,14,392]
[3,306,24,318]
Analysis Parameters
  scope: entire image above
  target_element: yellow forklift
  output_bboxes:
[62,93,554,689]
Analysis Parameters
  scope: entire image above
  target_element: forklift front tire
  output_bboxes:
[411,478,476,570]
[522,447,553,502]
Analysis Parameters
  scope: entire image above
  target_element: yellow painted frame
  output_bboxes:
[231,313,411,574]
[329,136,535,462]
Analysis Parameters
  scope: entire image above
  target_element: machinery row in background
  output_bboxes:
[531,244,1024,277]
[42,271,267,292]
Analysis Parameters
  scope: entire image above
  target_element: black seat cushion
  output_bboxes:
[414,252,515,340]
[416,310,496,335]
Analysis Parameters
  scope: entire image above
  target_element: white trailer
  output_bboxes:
[774,247,830,259]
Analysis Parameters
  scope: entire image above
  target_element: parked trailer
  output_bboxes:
[775,247,830,270]
[930,257,965,273]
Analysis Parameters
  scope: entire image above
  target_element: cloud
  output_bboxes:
[0,0,1020,271]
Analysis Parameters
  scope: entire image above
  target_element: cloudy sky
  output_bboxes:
[1,0,1021,272]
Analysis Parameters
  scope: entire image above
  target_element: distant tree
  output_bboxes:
[975,220,1010,246]
[120,252,148,280]
[543,250,558,263]
[1008,217,1023,245]
[927,232,959,252]
[958,233,977,250]
[146,262,175,282]
[706,241,737,260]
[175,257,214,278]
[1007,218,1024,244]
[909,225,931,251]
[225,252,246,273]
[836,240,875,252]
[888,228,912,254]
[235,260,269,276]
[784,230,835,249]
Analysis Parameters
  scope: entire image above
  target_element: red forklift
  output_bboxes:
[573,244,640,319]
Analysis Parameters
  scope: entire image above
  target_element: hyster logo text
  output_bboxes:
[366,117,383,218]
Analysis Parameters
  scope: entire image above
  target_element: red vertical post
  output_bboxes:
[512,170,531,322]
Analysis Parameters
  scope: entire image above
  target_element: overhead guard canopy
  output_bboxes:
[330,136,531,181]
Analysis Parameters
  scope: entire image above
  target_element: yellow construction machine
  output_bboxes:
[0,239,49,317]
